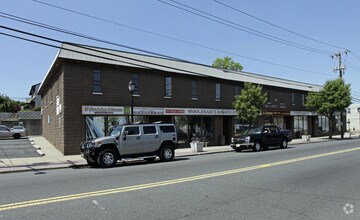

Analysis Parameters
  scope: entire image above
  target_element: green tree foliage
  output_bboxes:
[306,78,351,139]
[233,82,267,126]
[0,95,21,112]
[212,56,243,71]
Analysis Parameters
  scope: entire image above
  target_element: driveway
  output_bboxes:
[0,138,40,159]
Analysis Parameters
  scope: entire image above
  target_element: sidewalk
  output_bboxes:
[0,134,358,174]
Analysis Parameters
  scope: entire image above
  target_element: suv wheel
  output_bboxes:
[159,146,174,162]
[97,149,118,168]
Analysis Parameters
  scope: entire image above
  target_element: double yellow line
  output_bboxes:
[1,146,360,212]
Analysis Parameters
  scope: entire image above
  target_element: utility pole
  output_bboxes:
[331,50,349,139]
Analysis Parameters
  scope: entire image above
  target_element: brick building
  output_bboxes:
[39,43,325,155]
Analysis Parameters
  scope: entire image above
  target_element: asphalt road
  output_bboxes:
[1,139,360,219]
[0,138,39,159]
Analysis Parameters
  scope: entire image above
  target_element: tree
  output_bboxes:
[212,56,243,71]
[233,82,267,127]
[306,78,351,139]
[0,95,21,112]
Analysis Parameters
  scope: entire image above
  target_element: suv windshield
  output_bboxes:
[110,125,123,136]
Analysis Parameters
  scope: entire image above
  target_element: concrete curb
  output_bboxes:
[29,137,45,156]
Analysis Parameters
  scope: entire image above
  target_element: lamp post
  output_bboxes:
[128,80,135,123]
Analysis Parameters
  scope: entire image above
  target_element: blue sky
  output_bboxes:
[1,0,360,102]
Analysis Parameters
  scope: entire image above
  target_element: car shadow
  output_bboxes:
[74,157,189,169]
[237,146,294,153]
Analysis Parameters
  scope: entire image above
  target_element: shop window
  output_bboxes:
[192,80,197,99]
[93,69,102,94]
[215,83,221,101]
[294,116,308,138]
[131,74,139,95]
[143,126,157,134]
[164,77,172,97]
[318,116,329,134]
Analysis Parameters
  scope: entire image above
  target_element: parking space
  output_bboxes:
[0,138,40,159]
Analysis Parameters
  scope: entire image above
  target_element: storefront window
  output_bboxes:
[294,116,308,138]
[174,116,214,145]
[86,116,106,140]
[318,116,329,134]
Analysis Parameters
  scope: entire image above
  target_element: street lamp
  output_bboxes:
[128,80,135,123]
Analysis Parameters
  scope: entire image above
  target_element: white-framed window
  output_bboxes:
[215,83,221,101]
[164,77,172,98]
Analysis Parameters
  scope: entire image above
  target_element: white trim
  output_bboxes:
[92,92,103,95]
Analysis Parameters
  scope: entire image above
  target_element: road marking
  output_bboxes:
[92,200,105,210]
[1,146,360,212]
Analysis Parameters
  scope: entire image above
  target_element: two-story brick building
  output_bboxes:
[38,43,324,155]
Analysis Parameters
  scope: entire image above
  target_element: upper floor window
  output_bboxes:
[234,85,241,95]
[292,93,295,105]
[131,74,139,95]
[93,69,102,94]
[302,94,306,106]
[192,80,197,99]
[267,92,271,104]
[347,108,351,114]
[164,77,172,97]
[215,83,221,101]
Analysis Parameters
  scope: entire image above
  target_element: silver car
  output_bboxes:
[0,125,26,139]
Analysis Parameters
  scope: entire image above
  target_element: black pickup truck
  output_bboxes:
[230,125,292,152]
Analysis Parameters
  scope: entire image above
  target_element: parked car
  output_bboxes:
[12,126,26,133]
[0,125,26,139]
[230,125,292,152]
[80,123,178,168]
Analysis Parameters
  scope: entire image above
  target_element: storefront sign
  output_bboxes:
[290,111,317,116]
[82,106,124,115]
[164,108,237,116]
[262,111,290,116]
[134,107,164,115]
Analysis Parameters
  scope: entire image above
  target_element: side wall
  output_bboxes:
[41,68,65,153]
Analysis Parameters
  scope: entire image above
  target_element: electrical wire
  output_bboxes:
[160,0,332,55]
[213,0,347,51]
[0,25,323,88]
[0,11,330,76]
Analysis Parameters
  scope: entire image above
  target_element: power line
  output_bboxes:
[349,51,360,62]
[0,25,323,88]
[0,12,188,62]
[213,0,347,51]
[159,0,332,55]
[344,61,360,74]
[0,11,330,76]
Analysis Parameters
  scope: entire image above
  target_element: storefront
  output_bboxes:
[82,105,237,146]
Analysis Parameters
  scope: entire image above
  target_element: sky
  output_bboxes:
[1,0,360,103]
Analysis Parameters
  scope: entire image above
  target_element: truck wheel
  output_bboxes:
[97,149,118,168]
[280,140,288,149]
[253,142,261,152]
[159,146,174,162]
